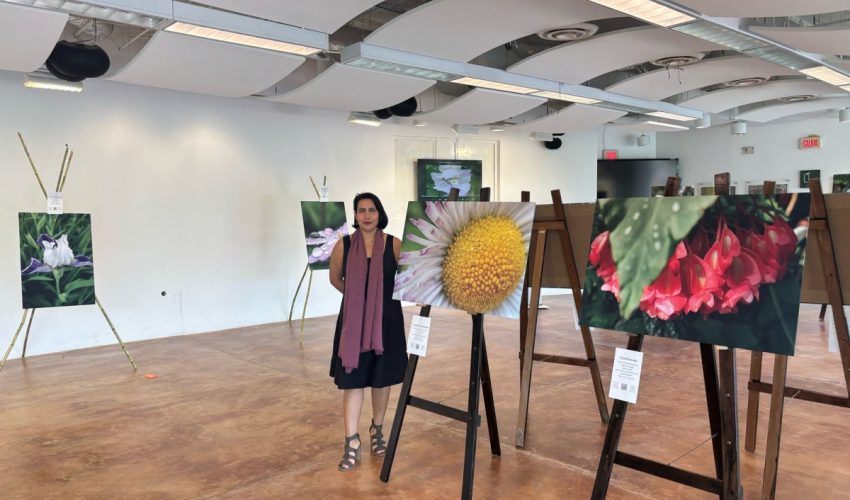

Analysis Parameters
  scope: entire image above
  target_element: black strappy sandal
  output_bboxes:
[369,420,387,457]
[337,433,361,472]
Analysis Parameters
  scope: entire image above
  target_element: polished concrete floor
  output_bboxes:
[0,297,848,499]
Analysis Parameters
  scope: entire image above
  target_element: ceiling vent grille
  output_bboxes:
[650,54,704,68]
[723,77,767,88]
[777,94,817,102]
[537,23,598,42]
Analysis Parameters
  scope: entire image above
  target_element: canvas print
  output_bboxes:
[19,212,95,309]
[747,182,788,195]
[416,159,483,201]
[580,194,810,355]
[833,174,850,193]
[300,201,349,270]
[650,185,666,197]
[393,201,535,318]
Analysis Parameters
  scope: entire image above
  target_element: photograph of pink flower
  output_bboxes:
[580,194,810,355]
[300,201,348,271]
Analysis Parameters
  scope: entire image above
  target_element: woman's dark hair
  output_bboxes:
[352,192,389,229]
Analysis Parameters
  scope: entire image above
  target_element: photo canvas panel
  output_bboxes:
[580,194,810,355]
[300,201,349,270]
[833,174,850,193]
[416,159,483,201]
[394,201,535,318]
[19,212,95,309]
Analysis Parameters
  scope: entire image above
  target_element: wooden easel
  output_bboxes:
[515,189,609,448]
[744,178,850,499]
[1,133,136,373]
[381,187,501,500]
[591,175,742,499]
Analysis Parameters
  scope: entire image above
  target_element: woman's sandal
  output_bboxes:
[369,420,387,457]
[337,433,361,472]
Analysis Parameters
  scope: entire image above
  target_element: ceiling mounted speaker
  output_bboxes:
[731,121,747,135]
[389,97,417,117]
[544,138,562,150]
[373,108,392,120]
[637,134,649,146]
[46,41,110,82]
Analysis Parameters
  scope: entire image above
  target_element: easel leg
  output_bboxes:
[21,309,35,359]
[717,348,742,500]
[462,314,485,500]
[95,297,137,370]
[299,269,314,341]
[380,353,420,483]
[288,264,309,322]
[591,334,644,500]
[700,343,724,479]
[761,354,788,500]
[745,351,764,452]
[516,229,545,448]
[580,324,610,423]
[1,310,30,372]
[819,304,828,321]
[479,332,501,456]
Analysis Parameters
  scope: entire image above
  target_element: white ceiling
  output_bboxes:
[682,79,839,113]
[510,26,721,84]
[108,31,304,97]
[417,89,545,125]
[366,0,617,62]
[508,104,626,133]
[673,0,850,17]
[0,3,67,73]
[736,97,850,123]
[608,56,797,100]
[265,64,434,111]
[190,0,380,33]
[750,26,850,57]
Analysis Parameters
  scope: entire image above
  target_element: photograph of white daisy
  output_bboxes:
[393,201,535,319]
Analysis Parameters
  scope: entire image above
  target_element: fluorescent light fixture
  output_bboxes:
[644,120,689,130]
[2,0,165,28]
[532,91,601,104]
[348,112,381,127]
[673,21,766,52]
[490,126,505,132]
[646,111,697,121]
[451,124,479,135]
[452,77,538,94]
[587,0,695,27]
[166,21,320,56]
[799,66,850,87]
[529,132,554,141]
[412,119,427,127]
[24,74,83,92]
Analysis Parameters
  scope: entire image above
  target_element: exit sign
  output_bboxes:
[799,135,821,149]
[602,149,619,160]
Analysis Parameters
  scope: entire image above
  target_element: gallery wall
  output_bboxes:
[657,114,850,192]
[0,69,610,358]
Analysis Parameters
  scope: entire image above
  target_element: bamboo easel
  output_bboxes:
[744,178,850,499]
[592,175,742,499]
[288,176,327,341]
[515,189,609,448]
[381,187,501,500]
[1,132,136,373]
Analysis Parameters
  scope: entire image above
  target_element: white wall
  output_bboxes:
[0,69,608,358]
[657,115,850,191]
[597,124,657,159]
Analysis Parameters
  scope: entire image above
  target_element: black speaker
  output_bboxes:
[46,41,110,81]
[544,138,562,150]
[389,97,417,117]
[373,108,392,120]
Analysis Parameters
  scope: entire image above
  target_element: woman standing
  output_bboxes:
[329,192,407,472]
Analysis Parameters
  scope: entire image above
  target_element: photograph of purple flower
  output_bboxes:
[19,212,95,309]
[393,201,534,318]
[300,201,349,270]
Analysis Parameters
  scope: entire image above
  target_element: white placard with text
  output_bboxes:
[609,347,644,404]
[47,192,63,214]
[406,315,431,356]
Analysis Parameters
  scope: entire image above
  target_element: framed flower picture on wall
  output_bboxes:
[416,159,483,201]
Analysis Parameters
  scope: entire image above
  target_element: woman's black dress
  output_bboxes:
[329,234,407,389]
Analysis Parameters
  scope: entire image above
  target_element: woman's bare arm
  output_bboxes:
[329,239,345,293]
[393,235,401,264]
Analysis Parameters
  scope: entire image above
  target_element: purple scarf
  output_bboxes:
[339,229,385,373]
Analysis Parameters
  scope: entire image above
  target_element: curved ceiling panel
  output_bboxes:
[736,97,850,122]
[682,80,839,113]
[266,64,434,111]
[750,26,850,57]
[673,0,849,17]
[608,57,796,101]
[190,0,380,33]
[366,0,617,62]
[508,105,626,133]
[509,27,721,84]
[108,31,304,97]
[417,89,545,125]
[0,3,67,73]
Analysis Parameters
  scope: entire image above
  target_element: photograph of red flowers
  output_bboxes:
[580,194,810,355]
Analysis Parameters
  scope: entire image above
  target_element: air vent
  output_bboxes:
[723,77,767,88]
[777,94,816,102]
[650,54,704,68]
[537,23,598,42]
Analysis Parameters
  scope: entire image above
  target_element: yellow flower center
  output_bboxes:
[442,215,527,314]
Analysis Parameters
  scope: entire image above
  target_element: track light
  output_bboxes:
[348,112,381,127]
[731,121,747,135]
[637,134,650,146]
[24,73,83,92]
[840,108,850,124]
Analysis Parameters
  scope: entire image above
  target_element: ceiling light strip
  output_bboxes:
[644,120,689,130]
[586,0,694,27]
[800,66,850,87]
[24,74,83,92]
[1,0,165,28]
[646,111,696,121]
